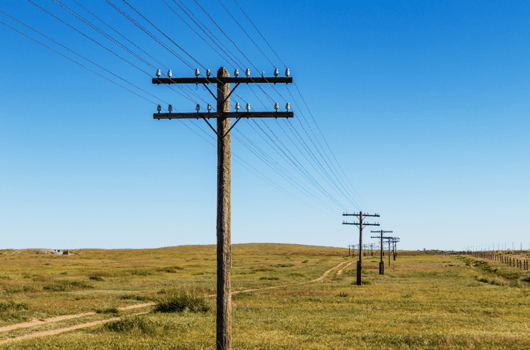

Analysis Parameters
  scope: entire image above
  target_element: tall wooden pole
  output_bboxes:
[216,67,231,350]
[380,233,384,274]
[357,212,363,286]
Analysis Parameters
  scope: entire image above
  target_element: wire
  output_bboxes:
[0,18,158,106]
[232,0,286,68]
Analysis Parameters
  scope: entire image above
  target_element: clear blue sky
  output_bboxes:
[0,0,528,251]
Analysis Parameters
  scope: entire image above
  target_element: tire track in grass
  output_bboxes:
[0,312,149,345]
[0,260,352,344]
[335,259,356,277]
[0,303,155,333]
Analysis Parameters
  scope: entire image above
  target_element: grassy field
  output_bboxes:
[1,244,530,349]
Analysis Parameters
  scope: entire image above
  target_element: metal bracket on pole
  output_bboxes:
[202,117,219,137]
[222,83,240,104]
[223,117,242,138]
[202,83,217,100]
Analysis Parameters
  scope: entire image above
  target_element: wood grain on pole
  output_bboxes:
[357,212,363,286]
[216,67,231,350]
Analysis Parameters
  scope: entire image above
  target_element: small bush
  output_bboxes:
[23,284,39,292]
[130,270,152,276]
[0,301,29,312]
[289,273,305,277]
[253,267,274,272]
[157,266,184,273]
[271,263,295,268]
[302,260,309,263]
[259,277,279,280]
[43,280,93,292]
[104,316,157,336]
[89,276,104,281]
[96,307,119,314]
[120,294,149,301]
[338,292,349,297]
[3,285,22,294]
[154,291,211,313]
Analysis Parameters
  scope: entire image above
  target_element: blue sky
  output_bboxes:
[0,0,528,251]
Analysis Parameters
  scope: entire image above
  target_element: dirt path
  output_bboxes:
[0,259,352,345]
[0,312,148,346]
[0,303,155,334]
[335,259,356,277]
[229,259,351,295]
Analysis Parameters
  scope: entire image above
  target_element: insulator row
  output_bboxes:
[156,102,291,113]
[155,68,291,78]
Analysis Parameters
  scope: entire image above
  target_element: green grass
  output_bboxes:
[1,245,530,349]
[153,291,211,313]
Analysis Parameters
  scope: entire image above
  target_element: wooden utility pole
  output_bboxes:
[152,67,293,350]
[343,212,380,285]
[371,230,392,275]
[216,67,231,349]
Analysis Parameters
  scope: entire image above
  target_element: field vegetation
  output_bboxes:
[1,244,530,349]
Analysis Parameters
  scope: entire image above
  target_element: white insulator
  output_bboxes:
[285,68,290,77]
[196,104,200,112]
[167,70,172,78]
[274,68,279,77]
[245,68,250,77]
[207,104,212,112]
[206,69,211,77]
[285,103,290,111]
[235,103,240,111]
[195,68,200,77]
[156,69,161,77]
[246,103,250,111]
[168,104,173,113]
[234,69,239,77]
[274,103,279,111]
[157,105,161,113]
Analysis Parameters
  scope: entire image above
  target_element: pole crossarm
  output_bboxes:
[152,77,293,85]
[343,212,380,217]
[153,112,294,120]
[343,222,380,226]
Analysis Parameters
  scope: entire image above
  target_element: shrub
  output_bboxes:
[302,260,309,263]
[289,273,305,277]
[43,280,93,292]
[259,277,279,280]
[157,266,184,273]
[271,263,294,268]
[104,316,157,336]
[89,276,104,281]
[154,291,211,313]
[120,294,149,301]
[338,292,349,297]
[0,301,29,312]
[3,285,22,294]
[23,284,39,292]
[96,307,119,314]
[130,270,152,276]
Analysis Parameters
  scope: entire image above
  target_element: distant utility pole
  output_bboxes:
[391,237,400,261]
[384,237,400,265]
[371,230,392,274]
[152,67,293,350]
[343,211,380,285]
